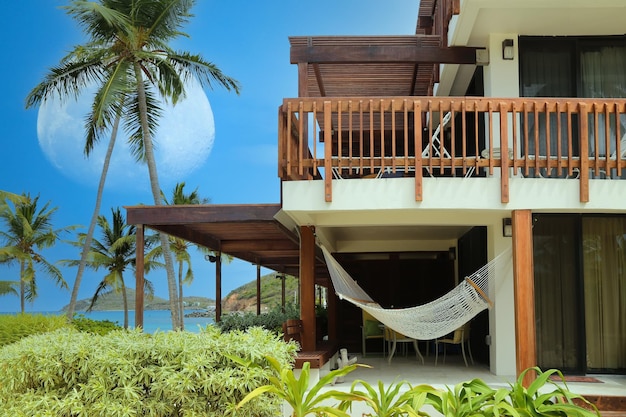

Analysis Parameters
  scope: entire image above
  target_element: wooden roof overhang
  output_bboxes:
[290,35,482,97]
[125,203,328,279]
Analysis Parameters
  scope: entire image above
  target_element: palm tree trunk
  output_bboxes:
[178,260,184,330]
[20,261,25,313]
[121,278,128,329]
[66,111,122,321]
[134,63,181,330]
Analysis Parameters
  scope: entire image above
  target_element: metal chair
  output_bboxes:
[435,323,474,367]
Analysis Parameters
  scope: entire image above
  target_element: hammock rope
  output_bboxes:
[321,246,511,340]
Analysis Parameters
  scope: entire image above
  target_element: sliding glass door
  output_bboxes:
[582,217,626,372]
[533,214,626,374]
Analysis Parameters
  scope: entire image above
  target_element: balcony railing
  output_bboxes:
[278,97,626,203]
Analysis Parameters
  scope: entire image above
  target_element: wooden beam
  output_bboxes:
[512,210,537,387]
[134,224,144,330]
[125,203,281,225]
[300,226,316,351]
[291,45,481,65]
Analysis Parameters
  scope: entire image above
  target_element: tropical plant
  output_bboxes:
[345,379,431,417]
[25,0,240,330]
[62,207,154,329]
[0,326,295,416]
[502,367,600,417]
[0,194,74,312]
[233,355,369,417]
[216,302,300,333]
[0,313,68,348]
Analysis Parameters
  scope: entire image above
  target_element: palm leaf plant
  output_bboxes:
[504,367,600,417]
[344,379,433,417]
[231,354,370,417]
[26,0,240,329]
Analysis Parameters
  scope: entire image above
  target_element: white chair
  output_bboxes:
[384,327,424,364]
[422,112,452,178]
[435,323,474,367]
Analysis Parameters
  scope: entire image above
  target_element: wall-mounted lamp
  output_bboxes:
[502,39,514,60]
[502,218,513,237]
[205,254,218,263]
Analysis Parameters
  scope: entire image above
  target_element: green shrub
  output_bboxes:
[0,326,298,416]
[217,303,300,333]
[0,313,68,347]
[70,314,122,335]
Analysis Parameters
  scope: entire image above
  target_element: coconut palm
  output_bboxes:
[0,194,73,312]
[25,0,240,329]
[62,207,154,328]
[160,182,209,327]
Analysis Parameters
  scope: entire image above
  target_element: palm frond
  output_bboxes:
[168,51,241,94]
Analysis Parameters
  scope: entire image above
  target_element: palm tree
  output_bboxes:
[63,207,154,328]
[159,182,208,328]
[0,194,73,312]
[25,0,240,329]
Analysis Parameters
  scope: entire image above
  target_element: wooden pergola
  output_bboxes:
[126,203,327,344]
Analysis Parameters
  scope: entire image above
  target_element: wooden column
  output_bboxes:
[327,283,337,342]
[300,226,316,351]
[512,210,537,386]
[134,224,144,329]
[215,252,222,322]
[256,263,261,315]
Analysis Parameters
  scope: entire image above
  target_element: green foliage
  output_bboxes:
[0,326,296,416]
[501,367,600,417]
[70,314,122,335]
[233,358,600,417]
[233,355,370,417]
[217,303,300,333]
[0,313,68,348]
[345,380,431,416]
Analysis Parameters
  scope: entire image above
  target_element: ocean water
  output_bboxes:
[75,310,214,333]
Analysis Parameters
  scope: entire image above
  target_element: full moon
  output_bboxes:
[37,77,215,191]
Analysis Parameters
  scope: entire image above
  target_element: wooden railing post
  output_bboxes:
[324,101,333,202]
[579,103,590,203]
[414,100,423,201]
[500,103,510,203]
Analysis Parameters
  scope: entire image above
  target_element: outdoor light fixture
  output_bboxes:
[502,39,514,60]
[502,218,513,237]
[205,254,218,263]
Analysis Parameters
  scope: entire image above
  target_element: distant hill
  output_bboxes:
[223,272,299,311]
[61,273,297,313]
[61,288,214,312]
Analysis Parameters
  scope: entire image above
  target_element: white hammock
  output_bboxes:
[321,246,511,340]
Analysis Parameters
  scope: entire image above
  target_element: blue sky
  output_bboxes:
[1,1,418,313]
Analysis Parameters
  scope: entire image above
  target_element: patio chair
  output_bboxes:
[423,112,452,177]
[384,326,424,364]
[435,322,474,367]
[361,311,385,357]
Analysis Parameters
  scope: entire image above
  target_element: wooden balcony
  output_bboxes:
[278,97,626,203]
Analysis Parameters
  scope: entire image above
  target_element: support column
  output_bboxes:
[215,252,222,322]
[327,283,337,342]
[512,210,537,386]
[134,225,144,330]
[300,226,316,351]
[256,263,261,315]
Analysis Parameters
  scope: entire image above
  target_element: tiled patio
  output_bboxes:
[335,353,626,398]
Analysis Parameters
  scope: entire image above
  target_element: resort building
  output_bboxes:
[128,0,626,381]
